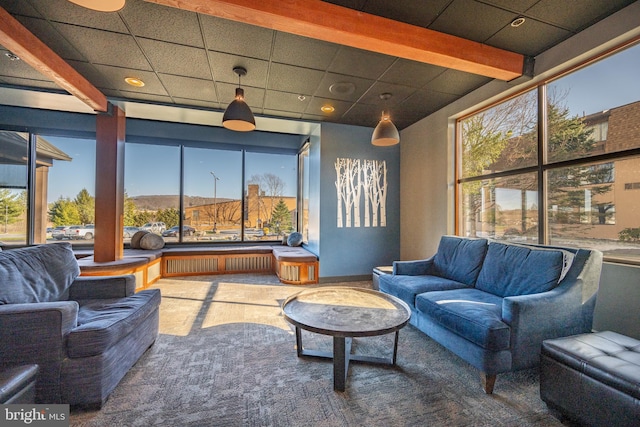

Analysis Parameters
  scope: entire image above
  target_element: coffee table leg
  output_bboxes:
[392,330,399,365]
[295,326,303,357]
[333,336,352,391]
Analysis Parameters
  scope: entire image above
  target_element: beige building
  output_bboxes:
[184,184,296,231]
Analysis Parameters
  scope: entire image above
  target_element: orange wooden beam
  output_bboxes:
[145,0,525,81]
[94,105,126,262]
[0,6,108,112]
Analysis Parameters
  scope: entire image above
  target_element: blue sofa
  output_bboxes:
[379,235,603,393]
[0,243,161,407]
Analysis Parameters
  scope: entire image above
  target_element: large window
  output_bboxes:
[0,131,28,245]
[245,152,298,240]
[183,148,242,242]
[458,42,640,262]
[124,143,298,244]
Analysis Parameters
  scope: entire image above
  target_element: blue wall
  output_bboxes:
[313,123,400,280]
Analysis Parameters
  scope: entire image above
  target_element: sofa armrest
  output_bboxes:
[393,256,435,275]
[0,302,78,365]
[69,275,136,300]
[502,279,584,336]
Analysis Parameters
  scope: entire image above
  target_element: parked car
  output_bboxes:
[162,226,196,237]
[140,222,166,233]
[123,226,140,238]
[51,226,70,240]
[66,224,95,240]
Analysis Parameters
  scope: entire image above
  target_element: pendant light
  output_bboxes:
[371,93,400,146]
[222,67,256,132]
[67,0,125,12]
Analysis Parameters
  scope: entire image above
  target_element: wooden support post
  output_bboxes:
[94,104,125,262]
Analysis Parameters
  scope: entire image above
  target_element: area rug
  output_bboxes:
[70,274,565,427]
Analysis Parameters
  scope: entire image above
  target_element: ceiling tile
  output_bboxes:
[67,61,116,89]
[264,90,310,114]
[120,0,204,47]
[52,23,152,70]
[378,59,447,88]
[425,69,491,96]
[0,0,43,17]
[526,0,636,31]
[429,0,517,42]
[401,88,459,116]
[30,0,129,33]
[480,0,539,13]
[159,74,218,103]
[487,18,571,57]
[137,38,210,80]
[304,97,354,119]
[341,102,383,128]
[0,76,61,91]
[313,73,374,102]
[172,97,218,110]
[271,32,340,70]
[362,0,451,27]
[267,63,325,95]
[215,81,265,110]
[0,47,52,81]
[328,46,396,80]
[201,15,274,60]
[207,52,268,87]
[358,82,414,106]
[118,91,174,105]
[15,16,86,62]
[91,63,169,95]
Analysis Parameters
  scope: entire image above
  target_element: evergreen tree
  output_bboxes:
[0,189,25,232]
[74,188,95,224]
[123,192,137,226]
[270,199,292,236]
[48,197,81,226]
[156,208,180,228]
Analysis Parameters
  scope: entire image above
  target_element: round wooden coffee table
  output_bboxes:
[281,287,411,391]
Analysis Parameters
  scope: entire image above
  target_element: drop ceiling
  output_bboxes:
[0,0,636,132]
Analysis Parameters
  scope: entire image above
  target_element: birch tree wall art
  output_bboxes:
[335,158,388,228]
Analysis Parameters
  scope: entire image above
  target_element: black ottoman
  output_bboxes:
[0,365,39,404]
[540,331,640,427]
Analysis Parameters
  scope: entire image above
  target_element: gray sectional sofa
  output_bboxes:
[0,242,160,407]
[379,235,603,393]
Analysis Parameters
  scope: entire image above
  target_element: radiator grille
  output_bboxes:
[225,255,272,272]
[280,265,300,282]
[166,257,219,274]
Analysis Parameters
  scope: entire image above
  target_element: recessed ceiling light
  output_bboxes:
[4,52,20,61]
[511,17,526,27]
[124,77,145,87]
[329,82,356,96]
[321,105,335,113]
[67,0,125,12]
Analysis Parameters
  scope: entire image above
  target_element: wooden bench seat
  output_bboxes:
[77,245,318,288]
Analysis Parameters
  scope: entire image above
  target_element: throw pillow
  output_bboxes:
[140,233,165,250]
[287,232,303,247]
[130,230,149,249]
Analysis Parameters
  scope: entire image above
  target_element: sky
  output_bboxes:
[45,43,638,204]
[46,137,298,203]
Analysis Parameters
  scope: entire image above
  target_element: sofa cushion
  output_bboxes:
[66,289,161,358]
[378,274,470,308]
[476,242,564,297]
[0,243,80,304]
[415,288,510,351]
[287,232,303,247]
[432,236,488,286]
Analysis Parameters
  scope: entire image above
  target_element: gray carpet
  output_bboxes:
[70,274,565,427]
